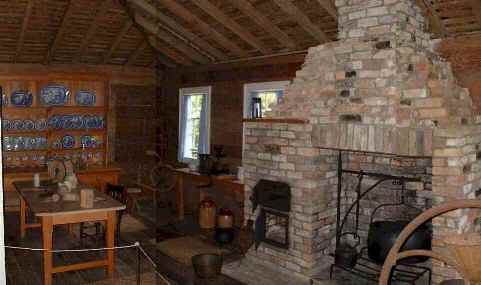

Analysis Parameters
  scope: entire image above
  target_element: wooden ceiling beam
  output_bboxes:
[468,0,481,28]
[74,0,111,63]
[126,39,147,65]
[159,0,248,58]
[134,13,210,64]
[44,0,76,64]
[190,0,271,54]
[229,0,296,50]
[127,0,226,61]
[103,19,132,64]
[272,0,329,43]
[147,36,193,66]
[315,0,338,20]
[14,0,34,62]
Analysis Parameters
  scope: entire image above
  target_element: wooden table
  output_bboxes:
[13,181,126,285]
[174,168,244,225]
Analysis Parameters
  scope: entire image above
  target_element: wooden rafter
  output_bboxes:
[127,0,227,61]
[44,0,76,64]
[103,19,133,64]
[14,0,34,62]
[134,13,210,64]
[160,0,248,57]
[468,0,481,28]
[190,0,271,54]
[315,0,338,20]
[229,0,296,50]
[126,39,147,65]
[147,36,193,66]
[272,0,329,43]
[74,0,111,63]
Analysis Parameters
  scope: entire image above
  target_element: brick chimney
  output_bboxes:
[243,0,481,282]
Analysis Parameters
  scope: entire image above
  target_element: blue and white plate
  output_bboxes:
[62,115,74,129]
[48,115,62,129]
[23,120,35,131]
[11,119,24,131]
[84,115,97,129]
[71,115,83,129]
[2,119,10,131]
[75,90,96,106]
[62,135,75,149]
[10,90,33,107]
[39,85,70,106]
[80,135,97,148]
[35,119,47,131]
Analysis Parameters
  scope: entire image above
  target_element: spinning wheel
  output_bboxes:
[379,199,481,285]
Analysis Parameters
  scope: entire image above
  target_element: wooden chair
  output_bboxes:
[80,183,127,243]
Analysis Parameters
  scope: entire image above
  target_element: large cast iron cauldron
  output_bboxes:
[367,220,431,264]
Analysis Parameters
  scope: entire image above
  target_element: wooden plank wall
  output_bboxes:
[159,61,303,169]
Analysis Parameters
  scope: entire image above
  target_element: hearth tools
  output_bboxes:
[367,180,431,264]
[251,97,262,118]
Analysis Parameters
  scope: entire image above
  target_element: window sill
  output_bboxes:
[242,118,309,124]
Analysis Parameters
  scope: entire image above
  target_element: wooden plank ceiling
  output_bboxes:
[0,0,480,69]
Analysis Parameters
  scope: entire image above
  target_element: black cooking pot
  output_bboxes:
[367,220,431,264]
[335,243,358,268]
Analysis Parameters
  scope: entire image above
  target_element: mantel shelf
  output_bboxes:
[242,118,309,124]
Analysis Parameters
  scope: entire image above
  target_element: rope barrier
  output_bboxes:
[4,241,173,285]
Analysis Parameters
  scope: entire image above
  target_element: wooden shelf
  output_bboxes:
[50,129,105,136]
[242,118,309,124]
[50,148,105,154]
[4,130,48,136]
[49,106,105,115]
[4,149,48,154]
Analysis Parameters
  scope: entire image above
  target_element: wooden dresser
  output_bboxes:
[3,167,121,211]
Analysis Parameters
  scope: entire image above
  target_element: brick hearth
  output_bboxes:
[242,0,481,283]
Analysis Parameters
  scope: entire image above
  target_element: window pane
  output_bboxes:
[258,91,281,113]
[183,94,203,159]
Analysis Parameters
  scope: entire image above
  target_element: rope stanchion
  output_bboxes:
[4,241,173,285]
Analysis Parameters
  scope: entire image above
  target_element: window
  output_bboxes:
[243,81,290,118]
[178,86,211,163]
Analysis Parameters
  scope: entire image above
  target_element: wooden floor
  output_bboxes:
[4,211,160,285]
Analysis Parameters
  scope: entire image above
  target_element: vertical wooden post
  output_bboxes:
[176,174,184,220]
[42,216,53,285]
[105,211,116,277]
[20,197,26,238]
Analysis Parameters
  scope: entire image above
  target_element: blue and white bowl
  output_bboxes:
[75,90,96,106]
[10,90,33,107]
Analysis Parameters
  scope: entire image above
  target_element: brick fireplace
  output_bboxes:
[242,0,481,283]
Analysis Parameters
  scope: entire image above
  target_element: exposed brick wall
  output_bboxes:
[158,63,303,169]
[112,84,160,184]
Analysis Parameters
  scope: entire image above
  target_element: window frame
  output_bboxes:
[243,81,290,118]
[178,86,212,163]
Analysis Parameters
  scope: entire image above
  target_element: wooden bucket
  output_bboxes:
[444,233,481,283]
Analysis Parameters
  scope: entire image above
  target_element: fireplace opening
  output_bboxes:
[251,179,290,250]
[331,150,433,283]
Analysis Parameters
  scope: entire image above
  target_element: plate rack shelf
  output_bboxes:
[1,77,110,170]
